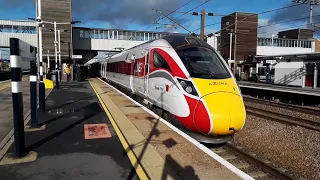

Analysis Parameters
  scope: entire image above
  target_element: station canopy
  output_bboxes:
[84,51,119,66]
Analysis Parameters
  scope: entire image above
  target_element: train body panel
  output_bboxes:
[97,34,246,144]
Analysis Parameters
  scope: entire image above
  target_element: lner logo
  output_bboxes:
[209,82,227,86]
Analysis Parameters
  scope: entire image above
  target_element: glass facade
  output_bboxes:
[0,24,36,34]
[257,37,312,48]
[79,29,176,41]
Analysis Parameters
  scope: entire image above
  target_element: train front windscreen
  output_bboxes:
[176,46,231,79]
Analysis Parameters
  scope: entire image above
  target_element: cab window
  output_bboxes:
[153,51,171,71]
[176,46,231,79]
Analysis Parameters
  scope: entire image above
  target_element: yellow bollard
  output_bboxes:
[43,78,54,89]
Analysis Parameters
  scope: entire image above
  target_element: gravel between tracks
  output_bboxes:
[244,101,320,123]
[233,115,320,180]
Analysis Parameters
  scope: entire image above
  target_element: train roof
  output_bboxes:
[162,34,214,50]
[107,34,214,61]
[123,34,213,52]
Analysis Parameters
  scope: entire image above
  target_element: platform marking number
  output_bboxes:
[84,123,112,139]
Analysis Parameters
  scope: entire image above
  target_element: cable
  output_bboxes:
[117,0,196,49]
[153,0,211,32]
[259,14,320,28]
[209,3,304,36]
[192,21,220,32]
[156,10,193,33]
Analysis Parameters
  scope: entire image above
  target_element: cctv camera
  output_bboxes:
[36,16,41,22]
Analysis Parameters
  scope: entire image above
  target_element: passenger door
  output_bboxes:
[143,51,150,98]
[133,55,145,95]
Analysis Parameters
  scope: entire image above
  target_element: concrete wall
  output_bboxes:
[0,33,37,48]
[73,28,145,51]
[0,20,37,48]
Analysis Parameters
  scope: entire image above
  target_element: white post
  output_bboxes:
[310,3,313,25]
[58,30,61,81]
[229,32,233,68]
[37,0,45,111]
[54,22,58,72]
[314,63,317,89]
[47,50,50,72]
[38,0,43,82]
[302,63,306,88]
[233,12,238,76]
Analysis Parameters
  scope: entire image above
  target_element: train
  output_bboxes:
[95,34,246,144]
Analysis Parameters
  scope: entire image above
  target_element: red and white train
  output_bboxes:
[97,34,246,144]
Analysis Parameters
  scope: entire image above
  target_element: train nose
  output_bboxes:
[194,92,246,135]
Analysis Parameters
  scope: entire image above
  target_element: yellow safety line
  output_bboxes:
[0,77,29,91]
[0,85,9,91]
[89,79,149,180]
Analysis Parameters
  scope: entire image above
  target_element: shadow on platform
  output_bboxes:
[103,78,200,179]
[124,115,200,180]
[25,102,101,152]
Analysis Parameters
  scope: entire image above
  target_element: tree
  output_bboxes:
[2,61,9,70]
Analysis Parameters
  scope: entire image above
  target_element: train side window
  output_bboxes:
[153,51,171,71]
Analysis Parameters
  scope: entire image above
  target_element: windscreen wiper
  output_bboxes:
[180,54,215,78]
[188,60,215,77]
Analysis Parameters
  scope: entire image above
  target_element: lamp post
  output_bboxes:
[28,19,80,87]
[28,0,46,112]
[229,32,233,68]
[292,0,319,26]
[49,29,68,82]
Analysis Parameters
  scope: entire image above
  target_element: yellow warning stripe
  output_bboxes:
[0,83,10,91]
[0,77,29,91]
[89,79,149,180]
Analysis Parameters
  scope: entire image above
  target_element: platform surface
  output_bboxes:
[238,80,320,96]
[90,78,250,180]
[0,80,139,180]
[0,78,51,143]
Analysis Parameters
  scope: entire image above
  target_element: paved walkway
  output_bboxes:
[0,79,50,143]
[0,81,138,180]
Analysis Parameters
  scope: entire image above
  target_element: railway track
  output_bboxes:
[210,143,298,180]
[244,96,320,116]
[246,106,320,132]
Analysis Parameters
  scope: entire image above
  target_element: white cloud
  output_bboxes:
[258,18,282,38]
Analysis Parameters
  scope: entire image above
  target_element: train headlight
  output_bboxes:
[186,86,193,93]
[177,78,198,97]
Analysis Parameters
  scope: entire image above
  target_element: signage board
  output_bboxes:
[72,55,82,59]
[266,60,276,64]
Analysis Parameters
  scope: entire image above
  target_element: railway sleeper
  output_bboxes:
[247,171,268,178]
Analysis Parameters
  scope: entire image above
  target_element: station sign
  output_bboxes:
[266,60,277,64]
[72,55,82,59]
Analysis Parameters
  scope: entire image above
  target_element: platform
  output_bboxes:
[89,78,252,179]
[0,79,253,180]
[0,78,51,144]
[238,81,320,96]
[0,80,139,179]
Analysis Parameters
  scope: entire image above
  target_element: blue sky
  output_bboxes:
[0,0,316,37]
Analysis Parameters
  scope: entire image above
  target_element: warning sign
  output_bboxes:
[84,124,112,139]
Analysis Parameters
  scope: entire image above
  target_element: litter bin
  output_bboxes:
[51,71,56,84]
[76,72,81,82]
[46,70,52,80]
